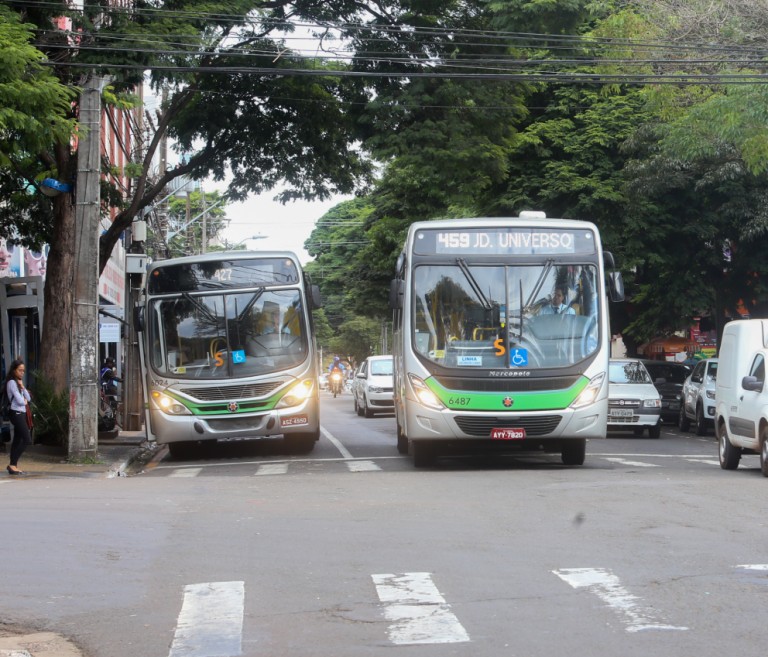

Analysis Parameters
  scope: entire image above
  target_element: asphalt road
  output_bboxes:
[3,390,768,657]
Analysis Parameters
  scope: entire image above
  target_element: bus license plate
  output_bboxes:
[609,409,633,418]
[281,414,309,427]
[491,428,526,440]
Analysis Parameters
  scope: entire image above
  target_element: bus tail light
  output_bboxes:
[408,374,445,410]
[570,373,605,410]
[276,379,315,408]
[151,390,192,415]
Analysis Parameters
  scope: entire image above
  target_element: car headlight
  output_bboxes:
[276,379,315,408]
[369,385,383,393]
[150,390,192,415]
[408,374,445,410]
[570,372,605,409]
[706,390,716,400]
[643,399,662,408]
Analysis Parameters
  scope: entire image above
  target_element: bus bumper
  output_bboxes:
[401,396,607,445]
[149,397,320,445]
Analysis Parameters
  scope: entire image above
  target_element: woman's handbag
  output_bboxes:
[25,402,34,430]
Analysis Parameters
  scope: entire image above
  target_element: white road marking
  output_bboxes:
[735,564,768,571]
[168,581,244,657]
[372,572,470,645]
[684,458,720,466]
[321,426,354,459]
[604,457,659,468]
[169,468,203,478]
[347,460,381,472]
[255,463,289,476]
[553,568,687,633]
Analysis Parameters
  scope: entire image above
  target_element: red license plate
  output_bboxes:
[281,414,309,428]
[491,427,526,440]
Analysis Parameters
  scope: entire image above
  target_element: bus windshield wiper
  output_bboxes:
[456,259,492,310]
[180,292,219,324]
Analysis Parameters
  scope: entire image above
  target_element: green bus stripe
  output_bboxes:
[160,389,283,415]
[424,376,589,411]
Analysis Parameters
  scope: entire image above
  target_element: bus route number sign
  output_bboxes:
[416,228,596,256]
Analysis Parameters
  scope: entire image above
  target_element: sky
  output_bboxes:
[205,185,351,265]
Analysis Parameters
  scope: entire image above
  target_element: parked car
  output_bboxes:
[715,320,768,474]
[640,359,691,424]
[679,358,718,435]
[352,355,394,418]
[318,373,329,391]
[608,359,662,438]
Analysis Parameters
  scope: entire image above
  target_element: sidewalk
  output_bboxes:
[1,429,157,478]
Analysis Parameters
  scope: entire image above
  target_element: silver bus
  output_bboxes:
[390,212,623,467]
[136,251,322,458]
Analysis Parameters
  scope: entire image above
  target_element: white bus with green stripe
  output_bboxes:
[389,212,624,467]
[135,251,322,458]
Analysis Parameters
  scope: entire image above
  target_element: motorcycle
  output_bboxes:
[98,384,116,432]
[329,370,344,398]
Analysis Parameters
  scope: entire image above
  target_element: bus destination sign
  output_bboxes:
[415,228,596,256]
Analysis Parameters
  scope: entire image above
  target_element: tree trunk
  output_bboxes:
[39,190,77,393]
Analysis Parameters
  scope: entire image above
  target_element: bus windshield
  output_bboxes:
[412,263,599,370]
[149,289,307,379]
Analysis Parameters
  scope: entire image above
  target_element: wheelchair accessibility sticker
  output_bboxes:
[509,348,528,367]
[232,349,246,364]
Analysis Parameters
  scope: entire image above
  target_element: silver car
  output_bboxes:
[679,358,718,435]
[353,355,394,418]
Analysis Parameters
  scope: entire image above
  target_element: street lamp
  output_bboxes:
[230,234,268,250]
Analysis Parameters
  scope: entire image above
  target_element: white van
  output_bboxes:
[715,319,768,475]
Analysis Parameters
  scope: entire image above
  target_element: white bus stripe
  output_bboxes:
[169,468,203,478]
[255,463,289,476]
[553,568,687,633]
[169,581,244,657]
[372,572,470,645]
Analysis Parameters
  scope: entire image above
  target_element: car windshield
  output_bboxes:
[370,359,393,376]
[645,363,690,384]
[609,361,652,384]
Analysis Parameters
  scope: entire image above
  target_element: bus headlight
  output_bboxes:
[408,374,445,410]
[151,390,192,415]
[570,373,605,410]
[276,379,315,408]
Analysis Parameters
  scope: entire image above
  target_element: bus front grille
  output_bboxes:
[454,415,562,437]
[179,380,286,401]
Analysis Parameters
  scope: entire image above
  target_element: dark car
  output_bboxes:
[640,359,692,423]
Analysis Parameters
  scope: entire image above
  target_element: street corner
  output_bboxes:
[0,627,84,657]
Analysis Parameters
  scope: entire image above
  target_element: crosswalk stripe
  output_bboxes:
[684,458,720,466]
[347,460,382,472]
[255,463,289,476]
[372,572,470,645]
[169,468,203,478]
[604,457,659,468]
[553,568,687,633]
[168,581,244,657]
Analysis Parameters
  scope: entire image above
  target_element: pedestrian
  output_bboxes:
[5,358,32,475]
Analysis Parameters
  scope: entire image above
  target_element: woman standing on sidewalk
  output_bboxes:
[5,358,31,475]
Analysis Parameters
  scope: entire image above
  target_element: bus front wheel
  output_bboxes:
[561,439,586,466]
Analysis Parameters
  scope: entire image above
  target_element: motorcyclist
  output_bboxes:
[328,356,346,376]
[328,356,346,396]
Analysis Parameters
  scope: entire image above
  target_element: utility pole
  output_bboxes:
[69,75,103,459]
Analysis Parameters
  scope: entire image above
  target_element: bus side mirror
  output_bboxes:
[389,279,404,310]
[608,271,625,302]
[310,285,323,309]
[133,306,144,332]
